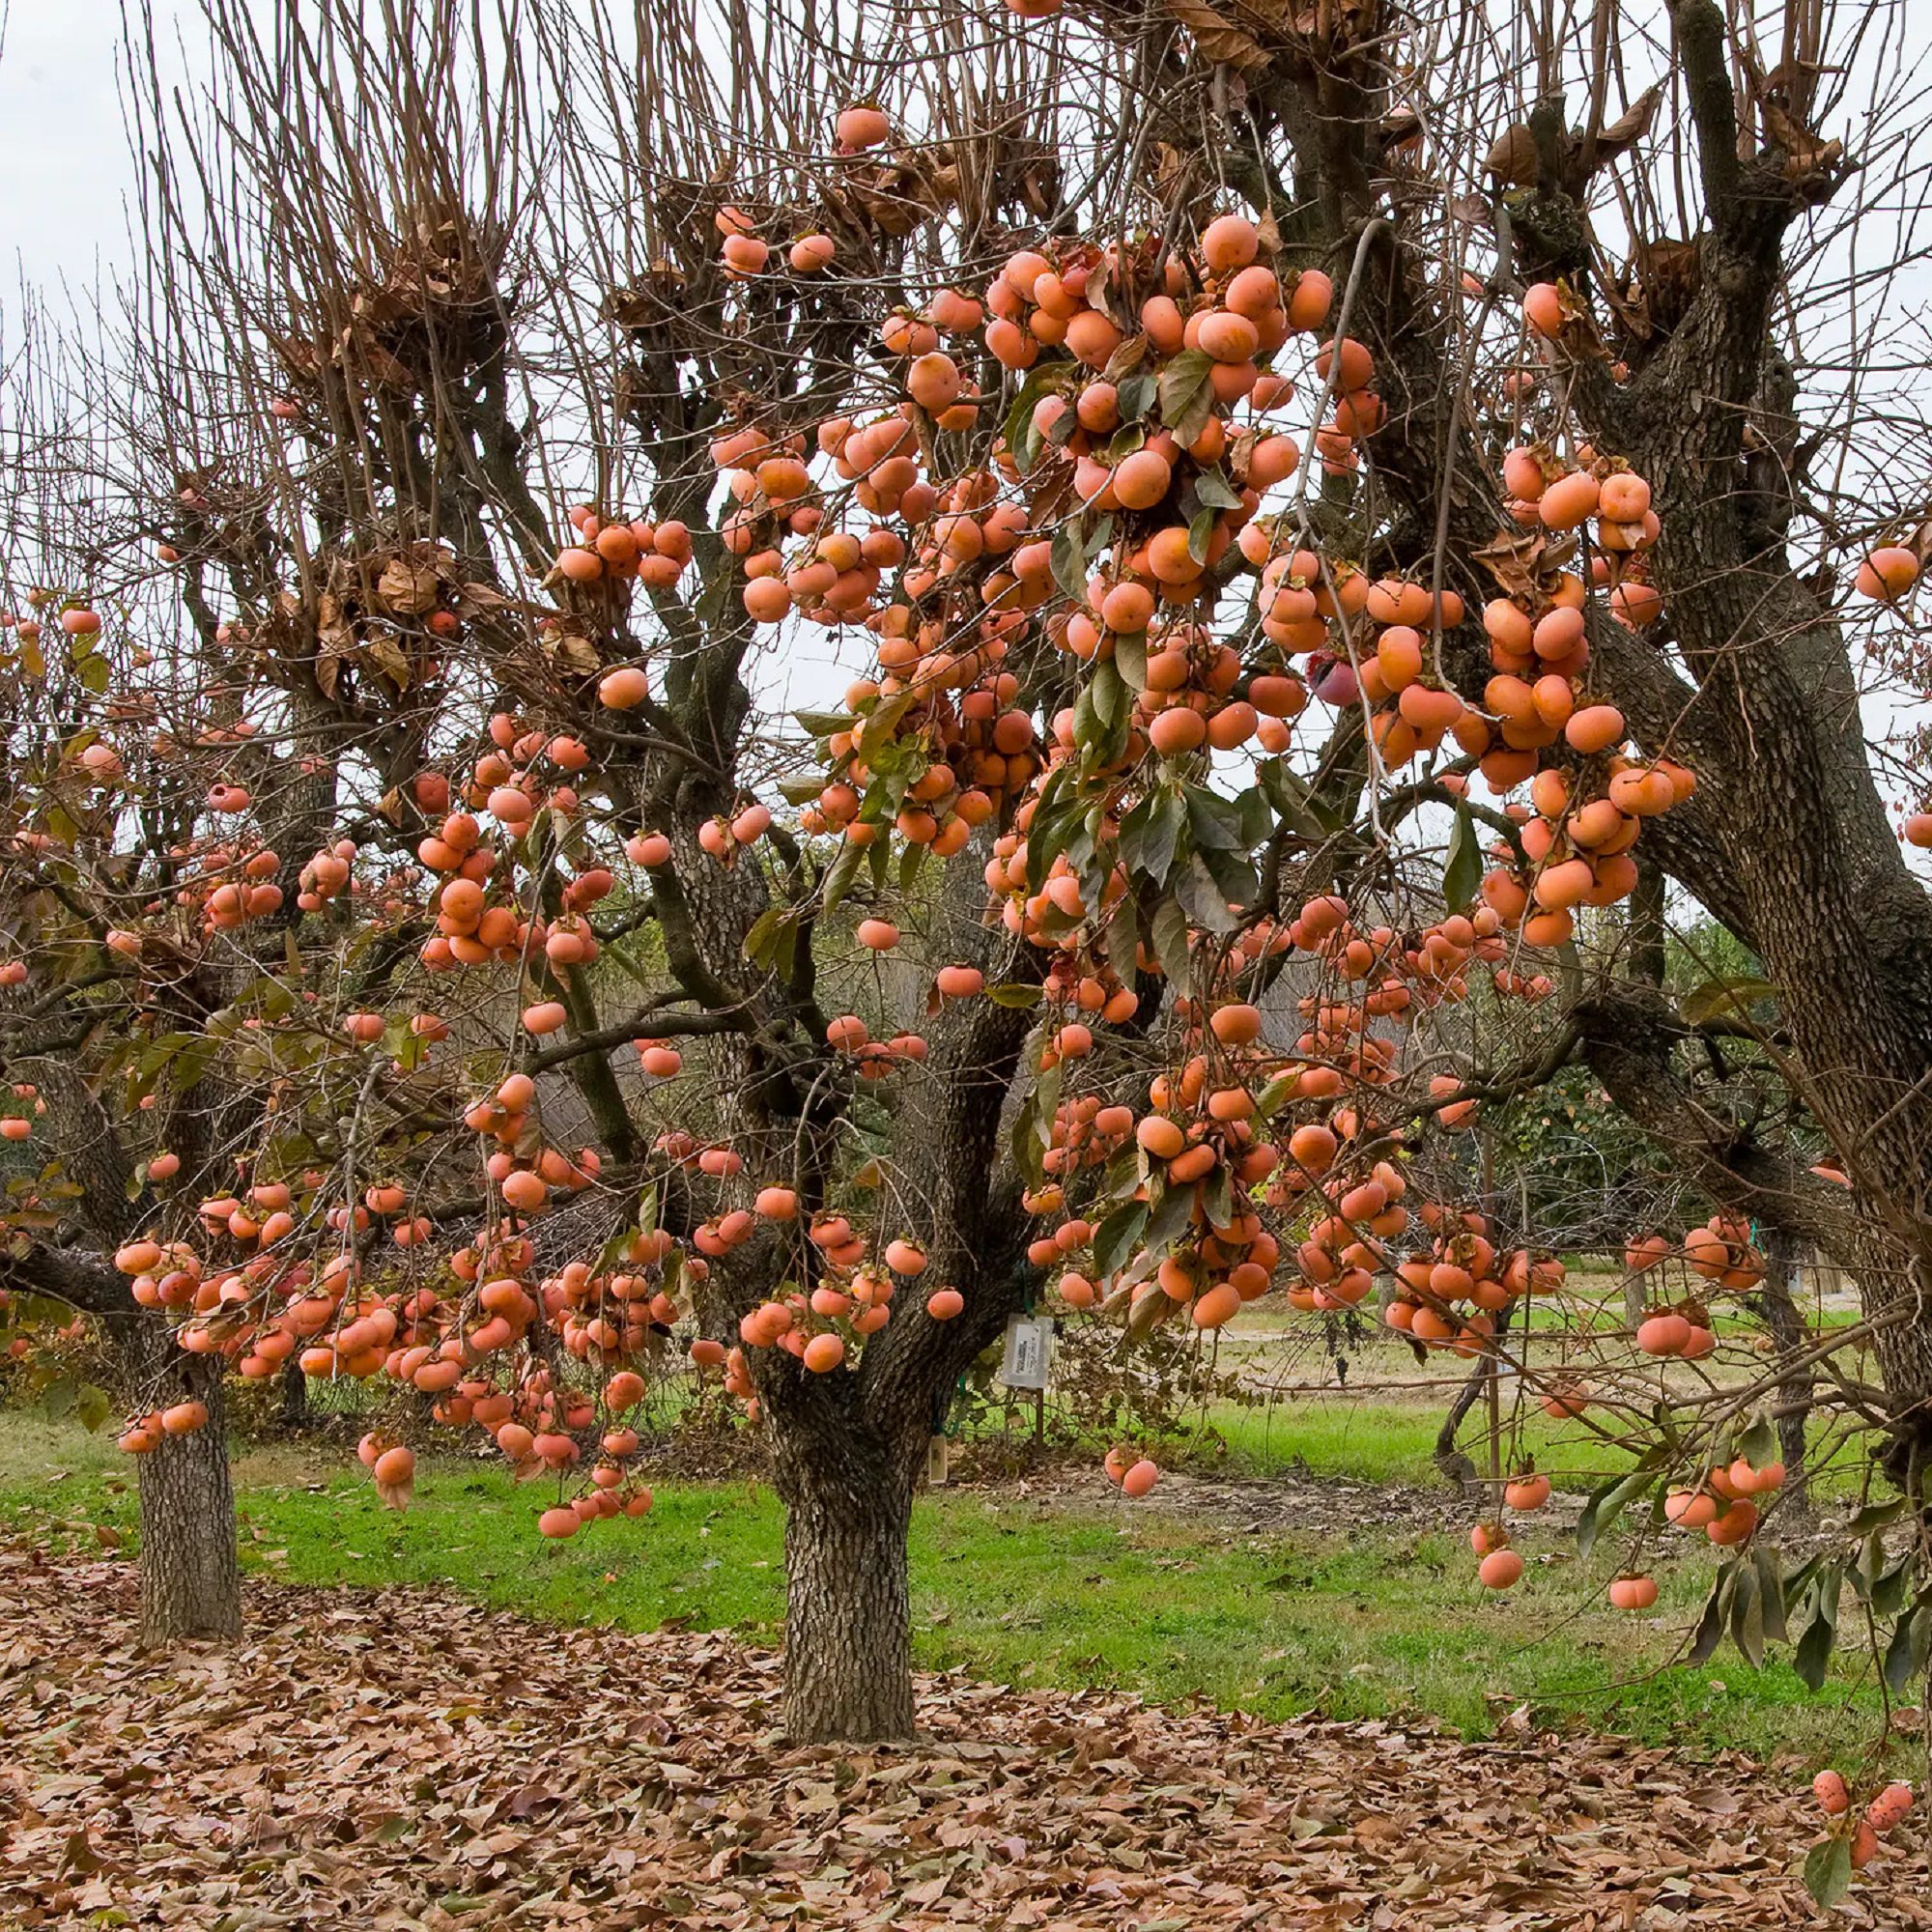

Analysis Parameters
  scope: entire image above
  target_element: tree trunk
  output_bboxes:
[1752,1227,1813,1510]
[777,1442,917,1744]
[1622,1264,1647,1332]
[135,1350,241,1646]
[277,1357,308,1430]
[1433,1299,1515,1493]
[1857,1253,1932,1501]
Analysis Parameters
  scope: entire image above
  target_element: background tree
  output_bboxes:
[1,0,1930,1775]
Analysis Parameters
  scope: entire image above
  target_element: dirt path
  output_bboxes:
[2,1548,1922,1929]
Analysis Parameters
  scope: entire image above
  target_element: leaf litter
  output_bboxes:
[1,1549,1926,1929]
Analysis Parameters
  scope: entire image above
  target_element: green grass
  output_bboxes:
[1178,1394,1617,1487]
[1193,1395,1875,1494]
[0,1409,1896,1769]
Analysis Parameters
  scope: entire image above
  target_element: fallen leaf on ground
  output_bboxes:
[1,1549,1926,1929]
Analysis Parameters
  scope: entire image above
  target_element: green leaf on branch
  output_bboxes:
[1120,790,1185,888]
[1009,1094,1046,1188]
[75,1383,111,1434]
[1256,756,1335,837]
[1792,1572,1839,1690]
[1186,505,1217,566]
[1442,802,1483,913]
[174,1034,219,1094]
[1142,1178,1197,1257]
[1051,521,1091,603]
[1871,1548,1915,1620]
[1751,1546,1789,1646]
[1091,655,1127,730]
[1156,349,1214,439]
[1687,1566,1732,1665]
[1738,1414,1778,1467]
[856,691,913,756]
[1729,1559,1766,1668]
[71,640,110,696]
[1678,976,1780,1026]
[1024,796,1077,896]
[1172,855,1239,934]
[1232,785,1274,847]
[1150,897,1192,997]
[137,1034,197,1078]
[1255,1071,1299,1116]
[1032,1060,1062,1148]
[820,836,866,915]
[1114,629,1148,692]
[1200,1160,1234,1232]
[1070,680,1101,758]
[1199,843,1260,907]
[984,982,1044,1009]
[1802,1835,1852,1911]
[1193,465,1244,510]
[743,907,786,970]
[1183,784,1243,850]
[1101,891,1139,984]
[1778,1553,1823,1616]
[1115,371,1156,423]
[1853,1528,1887,1602]
[1576,1467,1655,1559]
[1144,792,1187,886]
[1093,1201,1150,1283]
[793,710,851,740]
[1884,1603,1932,1697]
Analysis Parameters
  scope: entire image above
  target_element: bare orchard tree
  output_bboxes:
[1,0,1930,1746]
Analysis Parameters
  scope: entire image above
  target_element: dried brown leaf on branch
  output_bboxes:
[1473,527,1559,602]
[1163,0,1273,72]
[1592,85,1663,168]
[1486,89,1659,192]
[1486,124,1540,186]
[374,559,441,617]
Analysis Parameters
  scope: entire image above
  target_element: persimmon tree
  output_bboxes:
[4,0,1932,1801]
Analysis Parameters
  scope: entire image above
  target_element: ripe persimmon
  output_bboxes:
[1478,1548,1524,1589]
[1856,546,1918,599]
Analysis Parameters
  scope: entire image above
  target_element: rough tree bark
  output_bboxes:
[278,1358,308,1431]
[771,1418,920,1743]
[744,942,1041,1741]
[132,1344,242,1646]
[1433,1299,1516,1493]
[0,1243,243,1645]
[1752,1227,1813,1510]
[1446,0,1932,1488]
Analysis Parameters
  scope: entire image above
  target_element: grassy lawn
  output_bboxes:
[1189,1393,1875,1495]
[1168,1390,1615,1486]
[0,1407,1896,1771]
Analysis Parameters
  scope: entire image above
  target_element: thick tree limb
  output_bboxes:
[0,1242,138,1325]
[1574,982,1861,1264]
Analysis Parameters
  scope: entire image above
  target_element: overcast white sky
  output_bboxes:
[0,1,149,300]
